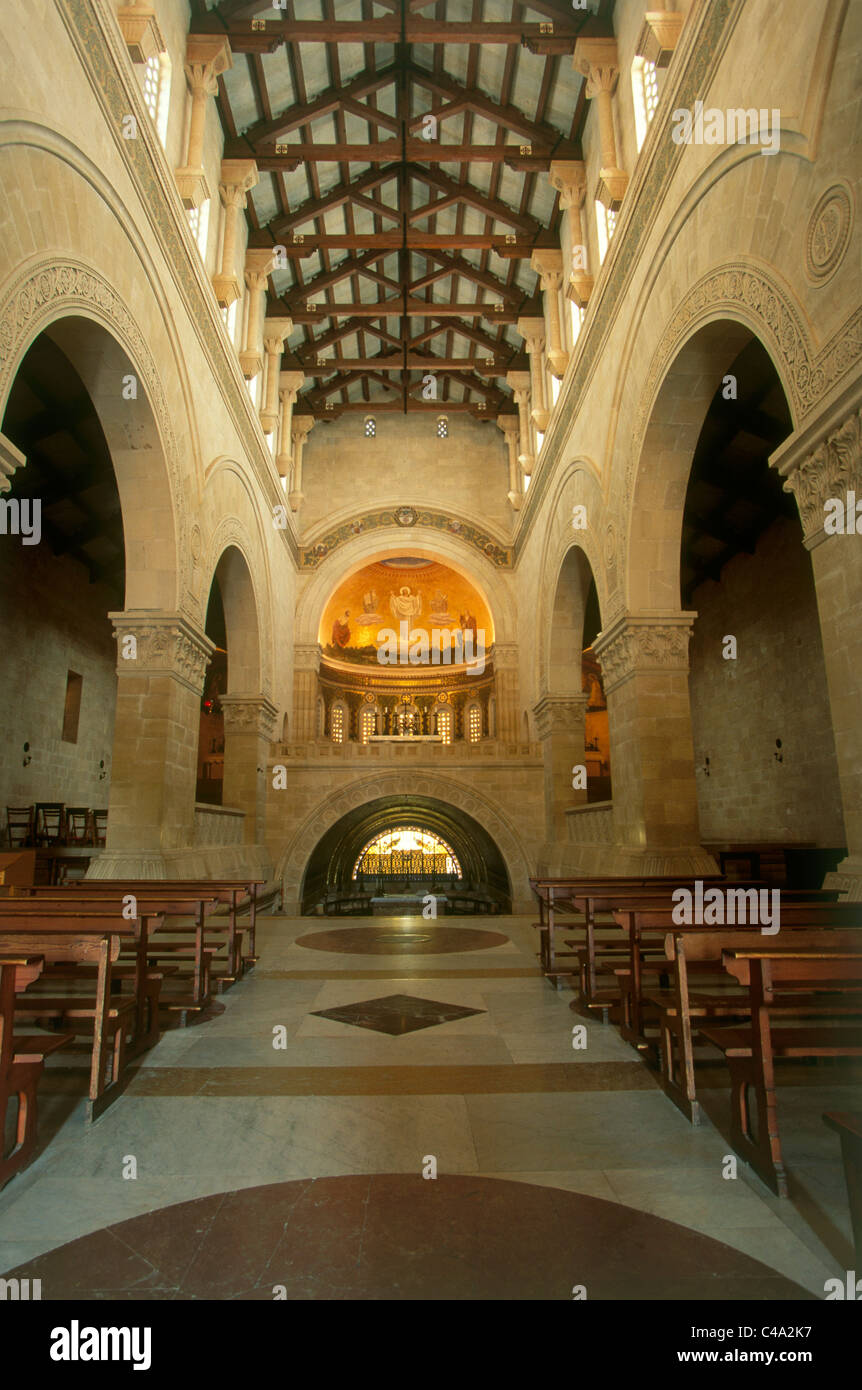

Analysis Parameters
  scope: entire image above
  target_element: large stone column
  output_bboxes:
[289,414,315,512]
[175,35,231,209]
[592,613,717,874]
[260,318,293,435]
[89,613,213,877]
[220,695,278,845]
[496,414,522,510]
[292,644,322,742]
[771,393,862,898]
[530,251,568,378]
[533,693,589,840]
[494,643,521,746]
[517,318,549,431]
[213,160,258,308]
[506,371,534,479]
[276,371,305,482]
[549,160,594,308]
[573,37,628,211]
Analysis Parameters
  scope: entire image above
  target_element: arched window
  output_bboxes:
[433,705,453,744]
[187,198,210,261]
[142,51,171,148]
[595,200,617,266]
[465,701,482,744]
[359,704,379,743]
[352,827,461,879]
[632,55,660,153]
[330,700,346,743]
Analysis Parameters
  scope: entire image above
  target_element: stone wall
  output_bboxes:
[689,516,846,847]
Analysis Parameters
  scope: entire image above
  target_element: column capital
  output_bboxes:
[533,693,589,740]
[219,159,258,204]
[506,370,531,396]
[771,399,862,550]
[592,612,696,694]
[294,643,322,672]
[530,249,564,284]
[572,36,620,94]
[279,370,305,399]
[636,11,684,68]
[184,34,232,95]
[291,414,315,443]
[109,611,214,695]
[117,3,165,64]
[495,414,519,441]
[0,432,25,495]
[220,695,279,741]
[517,316,545,350]
[263,317,293,354]
[548,160,588,211]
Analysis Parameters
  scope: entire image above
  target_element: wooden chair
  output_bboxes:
[34,804,65,847]
[6,807,34,850]
[91,809,108,847]
[65,807,92,846]
[1,954,73,1190]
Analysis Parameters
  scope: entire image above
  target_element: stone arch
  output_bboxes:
[534,460,607,700]
[203,468,276,699]
[277,771,534,910]
[0,259,183,610]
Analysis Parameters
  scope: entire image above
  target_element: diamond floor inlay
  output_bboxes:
[309,992,486,1036]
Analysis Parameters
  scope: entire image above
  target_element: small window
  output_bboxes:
[436,707,452,744]
[188,199,210,259]
[570,300,585,344]
[142,51,171,148]
[62,671,83,744]
[364,416,376,438]
[359,707,378,743]
[595,200,617,266]
[437,415,448,438]
[632,56,660,153]
[466,703,482,744]
[330,703,345,743]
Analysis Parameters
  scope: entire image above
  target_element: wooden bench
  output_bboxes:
[652,926,860,1123]
[700,944,862,1196]
[612,897,861,1051]
[1,954,73,1189]
[823,1111,862,1264]
[0,911,157,1121]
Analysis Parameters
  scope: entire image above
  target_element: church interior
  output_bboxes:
[0,0,860,1309]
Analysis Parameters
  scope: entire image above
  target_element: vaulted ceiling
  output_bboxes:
[192,0,614,419]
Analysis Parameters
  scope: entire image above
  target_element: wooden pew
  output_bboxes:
[0,911,159,1120]
[529,875,723,986]
[653,926,860,1123]
[700,942,862,1196]
[612,898,861,1050]
[823,1112,862,1264]
[16,889,227,1014]
[63,878,263,978]
[1,954,73,1190]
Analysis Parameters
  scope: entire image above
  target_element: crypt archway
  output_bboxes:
[298,794,512,915]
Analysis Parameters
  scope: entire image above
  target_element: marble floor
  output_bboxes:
[0,914,857,1300]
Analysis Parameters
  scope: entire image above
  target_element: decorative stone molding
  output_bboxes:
[194,803,245,847]
[213,159,258,308]
[220,695,279,740]
[109,611,214,693]
[636,11,684,68]
[116,2,165,64]
[300,506,512,569]
[0,432,25,494]
[0,257,190,599]
[565,801,614,845]
[805,183,854,286]
[533,693,589,740]
[772,402,862,549]
[592,613,695,694]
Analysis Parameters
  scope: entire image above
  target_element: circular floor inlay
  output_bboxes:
[6,1175,813,1301]
[295,925,510,955]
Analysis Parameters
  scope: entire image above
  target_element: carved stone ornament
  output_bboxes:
[394,506,418,527]
[805,183,853,286]
[110,611,214,693]
[532,693,589,740]
[220,695,279,740]
[780,406,862,539]
[592,614,694,693]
